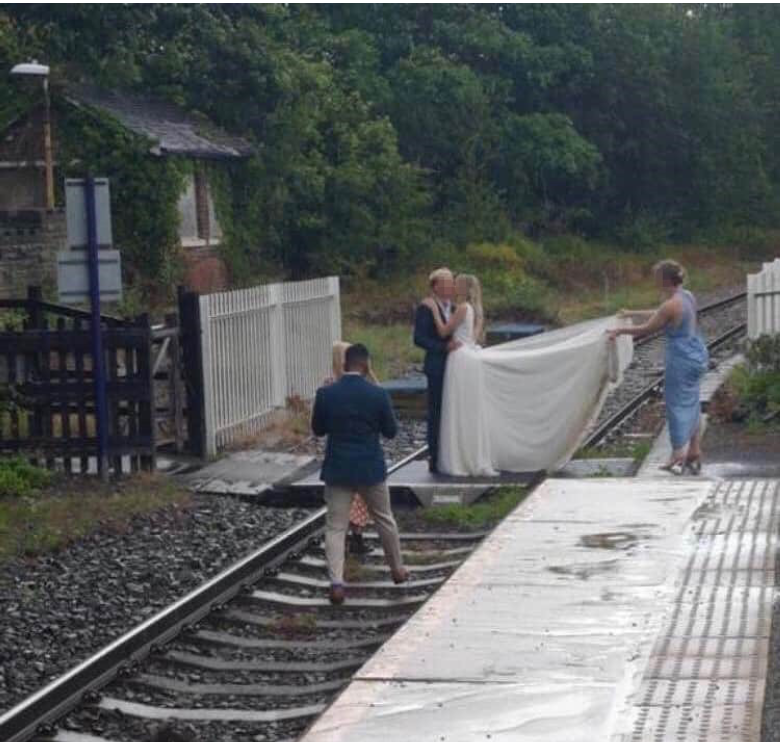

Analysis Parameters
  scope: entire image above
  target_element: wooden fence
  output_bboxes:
[0,287,159,473]
[190,277,341,456]
[747,258,780,340]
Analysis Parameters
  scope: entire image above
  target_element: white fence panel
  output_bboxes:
[199,277,340,455]
[747,258,780,340]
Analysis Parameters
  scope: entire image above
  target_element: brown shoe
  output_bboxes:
[329,584,345,605]
[391,567,410,585]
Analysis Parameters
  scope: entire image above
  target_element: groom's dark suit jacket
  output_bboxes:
[311,374,398,487]
[414,301,450,377]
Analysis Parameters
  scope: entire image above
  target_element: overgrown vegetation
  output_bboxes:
[420,485,530,530]
[576,440,653,465]
[0,471,189,561]
[712,335,780,428]
[0,457,51,498]
[0,5,778,301]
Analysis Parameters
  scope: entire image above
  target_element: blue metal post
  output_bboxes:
[85,177,109,479]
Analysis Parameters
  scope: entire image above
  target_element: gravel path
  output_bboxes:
[0,496,309,714]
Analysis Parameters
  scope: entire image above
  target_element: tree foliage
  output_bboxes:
[0,4,778,285]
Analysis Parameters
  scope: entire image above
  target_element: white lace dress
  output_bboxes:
[438,304,497,476]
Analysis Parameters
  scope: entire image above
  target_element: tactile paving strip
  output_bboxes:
[618,479,779,742]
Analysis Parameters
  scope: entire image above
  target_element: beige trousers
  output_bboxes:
[324,482,404,585]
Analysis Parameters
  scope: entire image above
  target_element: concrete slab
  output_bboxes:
[184,450,316,497]
[557,457,637,478]
[638,352,747,479]
[700,353,744,406]
[636,416,708,478]
[299,477,718,742]
[287,458,539,507]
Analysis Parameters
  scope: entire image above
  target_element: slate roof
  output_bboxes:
[64,83,254,160]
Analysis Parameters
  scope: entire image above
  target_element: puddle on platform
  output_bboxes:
[579,532,649,551]
[548,559,621,580]
[692,500,724,520]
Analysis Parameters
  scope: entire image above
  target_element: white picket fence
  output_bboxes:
[199,277,341,455]
[747,258,780,340]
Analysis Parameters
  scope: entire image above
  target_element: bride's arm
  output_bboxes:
[424,299,467,338]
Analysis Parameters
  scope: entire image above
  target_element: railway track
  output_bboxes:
[0,291,749,742]
[1,447,449,742]
[583,290,747,448]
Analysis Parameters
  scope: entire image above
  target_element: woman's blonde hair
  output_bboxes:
[332,341,379,384]
[456,274,485,343]
[653,259,686,287]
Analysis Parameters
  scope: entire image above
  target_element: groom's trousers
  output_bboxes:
[324,482,404,585]
[426,370,444,470]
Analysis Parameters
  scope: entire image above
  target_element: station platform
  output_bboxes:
[298,476,778,742]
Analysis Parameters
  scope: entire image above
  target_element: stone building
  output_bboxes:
[0,83,253,297]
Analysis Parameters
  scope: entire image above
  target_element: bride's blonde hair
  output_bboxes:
[332,341,379,384]
[456,274,485,343]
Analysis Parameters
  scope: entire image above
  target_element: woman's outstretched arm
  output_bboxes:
[608,299,678,341]
[618,308,656,320]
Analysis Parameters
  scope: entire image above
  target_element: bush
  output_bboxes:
[0,457,52,498]
[724,334,780,424]
[745,333,779,375]
[709,225,780,261]
[480,270,552,319]
[465,242,523,272]
[0,309,26,331]
[456,240,551,318]
[613,210,672,252]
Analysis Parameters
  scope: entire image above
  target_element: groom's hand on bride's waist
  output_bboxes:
[447,340,462,352]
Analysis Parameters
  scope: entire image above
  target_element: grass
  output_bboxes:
[555,242,760,324]
[0,470,190,563]
[342,319,423,381]
[269,613,318,636]
[340,234,777,379]
[344,555,377,582]
[419,485,530,530]
[575,440,653,464]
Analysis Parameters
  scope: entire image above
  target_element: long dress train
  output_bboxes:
[439,314,634,476]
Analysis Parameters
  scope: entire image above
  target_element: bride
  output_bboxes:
[422,274,497,476]
[422,274,634,477]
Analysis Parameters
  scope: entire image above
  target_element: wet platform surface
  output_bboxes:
[299,477,779,742]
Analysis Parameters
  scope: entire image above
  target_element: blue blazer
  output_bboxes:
[311,375,398,487]
[414,302,449,378]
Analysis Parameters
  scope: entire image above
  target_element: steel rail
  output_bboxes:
[0,293,748,742]
[634,290,746,348]
[0,445,427,742]
[582,320,747,449]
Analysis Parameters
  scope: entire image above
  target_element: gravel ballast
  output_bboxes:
[0,495,309,714]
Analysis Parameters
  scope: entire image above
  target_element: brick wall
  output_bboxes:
[0,210,66,299]
[183,243,228,294]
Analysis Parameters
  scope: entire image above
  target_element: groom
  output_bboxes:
[414,267,461,473]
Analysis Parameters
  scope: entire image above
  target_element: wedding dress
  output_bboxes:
[438,310,634,476]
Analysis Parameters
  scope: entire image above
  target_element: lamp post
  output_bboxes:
[10,61,54,210]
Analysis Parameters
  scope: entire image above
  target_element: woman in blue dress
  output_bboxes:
[607,260,709,474]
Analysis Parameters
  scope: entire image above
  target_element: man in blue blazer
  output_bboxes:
[311,343,408,604]
[414,267,461,473]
